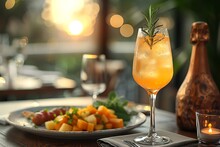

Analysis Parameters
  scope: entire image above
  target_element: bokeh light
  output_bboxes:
[68,20,83,35]
[158,17,174,30]
[109,14,124,28]
[120,24,134,37]
[5,0,15,10]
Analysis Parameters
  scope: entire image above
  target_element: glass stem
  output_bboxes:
[148,93,157,138]
[92,93,97,102]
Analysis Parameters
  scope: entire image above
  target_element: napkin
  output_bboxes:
[97,130,198,147]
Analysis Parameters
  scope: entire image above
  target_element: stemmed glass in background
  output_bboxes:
[132,27,173,145]
[0,34,9,87]
[12,37,28,69]
[80,54,106,102]
[7,37,28,86]
[0,35,28,88]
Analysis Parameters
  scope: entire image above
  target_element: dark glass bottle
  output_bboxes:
[176,22,220,131]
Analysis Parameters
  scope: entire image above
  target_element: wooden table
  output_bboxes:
[0,97,197,147]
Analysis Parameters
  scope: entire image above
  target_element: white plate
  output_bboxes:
[6,106,146,139]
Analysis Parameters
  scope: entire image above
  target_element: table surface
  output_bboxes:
[0,97,197,147]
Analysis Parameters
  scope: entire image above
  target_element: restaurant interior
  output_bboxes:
[1,0,220,146]
[0,0,219,114]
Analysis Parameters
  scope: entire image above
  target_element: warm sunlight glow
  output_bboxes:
[84,27,94,37]
[41,9,50,21]
[68,20,83,35]
[42,0,99,37]
[120,24,134,37]
[110,14,124,28]
[5,0,15,10]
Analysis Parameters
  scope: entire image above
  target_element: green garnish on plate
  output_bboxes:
[93,92,137,122]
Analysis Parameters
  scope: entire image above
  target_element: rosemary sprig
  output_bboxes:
[142,5,164,49]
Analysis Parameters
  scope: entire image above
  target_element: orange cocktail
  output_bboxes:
[132,4,173,145]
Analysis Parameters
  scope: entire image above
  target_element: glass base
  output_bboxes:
[134,135,170,145]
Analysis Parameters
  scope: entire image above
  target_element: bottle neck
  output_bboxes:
[188,42,211,74]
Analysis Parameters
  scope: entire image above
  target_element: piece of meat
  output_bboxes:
[22,108,66,126]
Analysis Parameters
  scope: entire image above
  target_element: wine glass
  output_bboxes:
[12,37,28,68]
[80,54,106,102]
[132,27,173,145]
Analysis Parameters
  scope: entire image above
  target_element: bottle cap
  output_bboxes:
[190,22,209,43]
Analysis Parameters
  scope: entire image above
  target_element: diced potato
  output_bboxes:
[86,105,97,114]
[59,123,72,132]
[107,113,117,119]
[101,114,109,123]
[109,118,124,128]
[77,108,90,118]
[97,105,109,116]
[105,123,113,129]
[54,115,68,130]
[95,124,104,130]
[84,114,97,125]
[87,123,95,132]
[77,119,88,130]
[97,106,117,119]
[45,120,56,130]
[72,125,82,131]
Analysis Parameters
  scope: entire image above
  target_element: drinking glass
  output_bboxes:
[81,54,106,102]
[132,27,173,145]
[12,37,28,68]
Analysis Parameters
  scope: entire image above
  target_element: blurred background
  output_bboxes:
[0,0,219,112]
